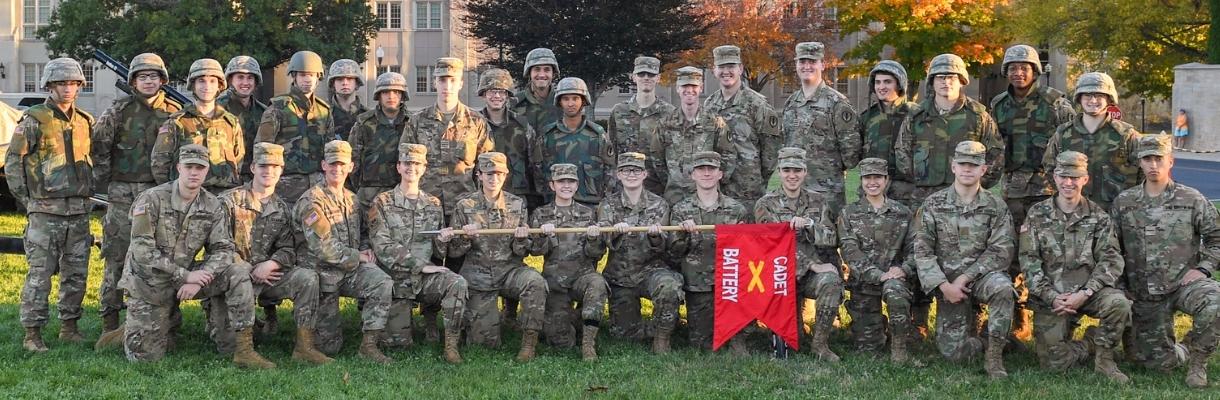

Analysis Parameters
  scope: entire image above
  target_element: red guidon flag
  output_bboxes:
[713,223,798,351]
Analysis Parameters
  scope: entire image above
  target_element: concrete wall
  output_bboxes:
[1172,63,1220,152]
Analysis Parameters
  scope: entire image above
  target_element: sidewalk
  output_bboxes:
[1174,148,1220,162]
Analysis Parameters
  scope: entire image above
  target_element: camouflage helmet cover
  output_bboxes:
[327,59,364,87]
[373,71,408,100]
[523,48,560,77]
[41,58,86,88]
[553,77,590,106]
[1073,72,1118,104]
[478,68,515,96]
[187,58,228,91]
[128,53,169,83]
[225,55,263,83]
[1002,44,1043,75]
[927,53,970,86]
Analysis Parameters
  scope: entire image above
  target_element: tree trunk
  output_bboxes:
[1210,0,1220,63]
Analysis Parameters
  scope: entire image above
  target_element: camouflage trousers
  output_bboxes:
[207,264,321,353]
[99,181,155,316]
[607,269,684,340]
[466,266,546,348]
[123,266,255,361]
[847,277,916,352]
[797,270,845,348]
[685,291,721,350]
[1129,278,1220,370]
[276,173,322,210]
[384,269,469,347]
[1031,287,1131,371]
[932,271,1015,361]
[315,263,392,355]
[19,212,92,328]
[543,272,609,348]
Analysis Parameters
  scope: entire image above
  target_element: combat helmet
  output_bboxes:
[287,51,325,76]
[225,56,263,84]
[523,48,560,77]
[128,53,168,83]
[373,72,408,100]
[41,58,86,88]
[328,59,364,87]
[1073,72,1118,104]
[188,58,228,91]
[553,77,589,106]
[1002,45,1042,75]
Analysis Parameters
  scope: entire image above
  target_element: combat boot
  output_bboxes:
[1094,347,1130,384]
[811,324,840,362]
[443,329,463,364]
[984,336,1008,379]
[260,305,279,336]
[23,327,47,352]
[101,312,120,333]
[728,336,749,357]
[581,325,599,361]
[292,329,334,365]
[59,319,83,343]
[232,328,275,369]
[95,324,125,350]
[1186,345,1209,388]
[423,313,440,343]
[653,324,673,354]
[516,329,540,362]
[359,330,393,364]
[891,334,910,364]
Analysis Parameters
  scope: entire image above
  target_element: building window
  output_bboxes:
[23,63,45,92]
[23,0,52,39]
[81,62,96,93]
[415,1,443,30]
[830,66,849,94]
[618,84,636,94]
[415,66,436,93]
[377,65,401,76]
[377,1,402,30]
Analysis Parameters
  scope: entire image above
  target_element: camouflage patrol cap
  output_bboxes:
[374,72,408,100]
[776,147,807,169]
[398,143,427,163]
[225,55,263,83]
[1053,151,1087,177]
[795,42,825,61]
[1136,135,1173,158]
[523,48,560,76]
[633,56,661,75]
[617,152,647,169]
[676,66,704,86]
[434,57,464,78]
[690,151,722,169]
[713,45,742,66]
[128,53,169,83]
[858,158,889,176]
[478,68,515,96]
[252,142,285,166]
[953,141,987,165]
[327,59,364,87]
[477,152,509,173]
[324,140,352,164]
[927,53,970,86]
[41,58,86,88]
[550,163,579,181]
[1073,72,1118,104]
[188,58,228,91]
[178,144,210,166]
[1002,45,1042,75]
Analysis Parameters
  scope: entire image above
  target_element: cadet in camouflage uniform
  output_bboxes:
[367,144,468,364]
[532,77,615,207]
[860,60,919,206]
[437,152,545,362]
[1019,151,1130,383]
[217,56,267,183]
[1112,135,1220,388]
[529,163,608,361]
[607,56,674,194]
[350,72,411,212]
[782,42,861,214]
[1043,72,1142,210]
[255,50,334,208]
[754,148,843,361]
[479,68,539,209]
[93,52,183,333]
[327,59,368,141]
[895,54,1004,208]
[651,66,736,204]
[597,152,683,353]
[670,151,750,352]
[294,140,394,363]
[119,145,273,368]
[7,59,94,352]
[151,58,245,194]
[511,48,562,132]
[836,158,920,365]
[704,45,781,201]
[914,141,1016,379]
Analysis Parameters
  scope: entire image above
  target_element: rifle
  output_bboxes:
[92,49,193,105]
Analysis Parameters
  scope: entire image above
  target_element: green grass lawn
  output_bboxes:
[0,197,1216,398]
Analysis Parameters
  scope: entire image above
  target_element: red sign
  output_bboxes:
[713,223,799,351]
[1107,104,1122,120]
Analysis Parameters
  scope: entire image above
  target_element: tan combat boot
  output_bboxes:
[292,328,334,365]
[984,336,1008,379]
[581,325,599,361]
[516,329,540,362]
[95,324,125,350]
[653,324,673,354]
[59,319,83,343]
[443,329,463,364]
[23,327,47,352]
[359,330,393,364]
[1186,345,1209,388]
[1094,347,1130,384]
[811,325,841,362]
[101,312,120,333]
[891,334,910,364]
[232,328,275,369]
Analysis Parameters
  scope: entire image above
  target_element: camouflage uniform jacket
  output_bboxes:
[990,84,1075,198]
[446,191,530,291]
[92,92,182,192]
[349,105,409,189]
[151,104,246,190]
[704,86,781,200]
[4,100,94,215]
[895,98,1005,189]
[1020,197,1123,305]
[119,182,235,302]
[651,107,736,204]
[328,94,368,142]
[216,89,266,178]
[482,108,536,200]
[597,190,670,287]
[398,103,495,213]
[1112,181,1220,299]
[913,187,1016,293]
[532,118,615,205]
[367,186,446,298]
[1043,115,1142,209]
[837,197,916,292]
[254,86,334,176]
[294,184,362,291]
[753,189,837,275]
[860,98,918,183]
[529,202,605,289]
[218,183,295,269]
[669,194,748,292]
[782,84,862,195]
[608,97,675,194]
[511,86,560,135]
